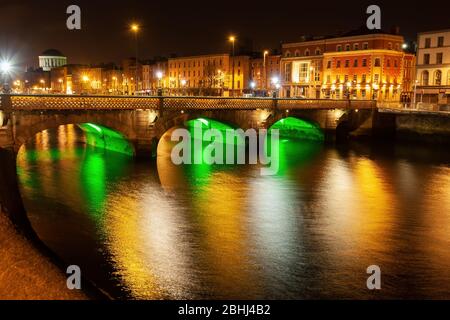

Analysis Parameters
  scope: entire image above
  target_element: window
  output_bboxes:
[284,62,292,82]
[394,60,398,68]
[305,49,310,56]
[295,50,299,57]
[438,36,444,47]
[374,74,379,83]
[337,45,342,52]
[345,44,350,51]
[299,62,309,82]
[374,58,381,67]
[388,42,392,50]
[425,38,431,48]
[345,60,349,67]
[353,59,358,67]
[387,59,390,67]
[326,75,331,83]
[336,75,340,83]
[362,59,367,67]
[353,74,357,82]
[327,61,331,69]
[237,80,241,89]
[361,74,367,83]
[421,70,429,85]
[363,42,369,50]
[434,70,442,85]
[285,51,291,57]
[344,74,349,82]
[337,61,341,68]
[315,48,321,55]
[424,54,430,65]
[354,43,359,50]
[395,44,399,51]
[314,63,320,81]
[437,53,443,64]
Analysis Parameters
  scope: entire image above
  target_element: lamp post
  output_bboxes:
[131,23,139,95]
[263,50,269,91]
[181,79,187,96]
[40,79,45,92]
[82,75,89,94]
[1,61,12,93]
[250,81,256,96]
[229,36,236,97]
[412,79,418,109]
[156,71,163,96]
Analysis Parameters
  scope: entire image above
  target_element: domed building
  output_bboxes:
[39,49,67,71]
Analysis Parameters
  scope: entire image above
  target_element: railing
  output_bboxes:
[0,94,377,111]
[378,101,450,113]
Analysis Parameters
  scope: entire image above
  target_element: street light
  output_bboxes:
[0,61,12,74]
[131,23,140,95]
[229,35,236,96]
[156,71,163,94]
[1,60,12,93]
[413,79,419,108]
[263,50,269,90]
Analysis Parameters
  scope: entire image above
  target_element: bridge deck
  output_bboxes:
[1,94,376,111]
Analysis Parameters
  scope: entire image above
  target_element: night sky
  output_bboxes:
[1,0,449,68]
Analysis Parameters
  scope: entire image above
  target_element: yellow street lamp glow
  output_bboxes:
[156,71,163,79]
[82,75,89,82]
[264,50,269,55]
[40,79,45,83]
[131,24,139,32]
[229,36,235,42]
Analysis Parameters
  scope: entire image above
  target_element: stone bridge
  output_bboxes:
[0,94,377,157]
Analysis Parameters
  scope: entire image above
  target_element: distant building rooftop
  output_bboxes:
[40,49,65,57]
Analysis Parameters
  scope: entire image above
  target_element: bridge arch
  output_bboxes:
[269,116,325,141]
[8,111,143,156]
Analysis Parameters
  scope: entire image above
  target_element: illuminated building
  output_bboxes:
[168,54,250,96]
[39,49,67,71]
[250,53,281,92]
[415,29,450,105]
[142,58,168,95]
[122,58,142,95]
[280,29,415,101]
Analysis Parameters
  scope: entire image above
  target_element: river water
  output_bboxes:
[16,124,450,299]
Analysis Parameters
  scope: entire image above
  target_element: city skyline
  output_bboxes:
[1,0,449,67]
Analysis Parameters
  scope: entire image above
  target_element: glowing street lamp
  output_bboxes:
[0,61,12,74]
[156,71,163,93]
[263,50,269,90]
[130,23,140,94]
[229,35,236,96]
[1,60,12,93]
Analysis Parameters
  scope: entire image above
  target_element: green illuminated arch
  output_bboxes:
[269,117,324,141]
[78,123,134,156]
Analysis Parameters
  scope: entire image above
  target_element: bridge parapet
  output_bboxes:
[0,94,379,111]
[277,99,376,110]
[3,94,160,110]
[162,96,274,110]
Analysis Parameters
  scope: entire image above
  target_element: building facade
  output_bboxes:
[250,54,281,92]
[280,32,415,101]
[39,49,67,72]
[142,59,168,94]
[167,53,251,96]
[415,29,450,105]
